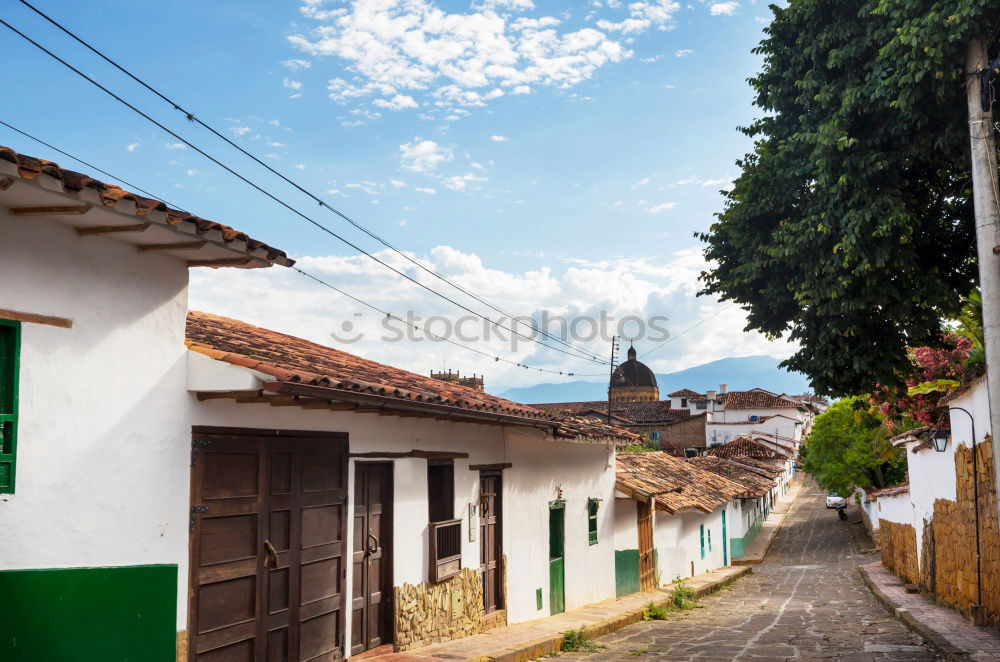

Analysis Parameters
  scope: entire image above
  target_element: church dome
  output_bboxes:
[609,345,660,402]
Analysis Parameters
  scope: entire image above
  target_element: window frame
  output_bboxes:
[587,498,600,546]
[699,523,705,559]
[427,459,460,582]
[0,319,21,495]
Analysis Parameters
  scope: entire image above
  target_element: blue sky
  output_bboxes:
[2,0,795,391]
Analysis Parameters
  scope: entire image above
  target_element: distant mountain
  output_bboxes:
[493,355,811,404]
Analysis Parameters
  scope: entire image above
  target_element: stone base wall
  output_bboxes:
[932,439,1000,624]
[393,563,511,651]
[878,519,919,585]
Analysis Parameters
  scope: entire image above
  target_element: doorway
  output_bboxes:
[479,472,503,614]
[352,463,394,656]
[637,500,656,591]
[188,428,348,662]
[548,502,565,615]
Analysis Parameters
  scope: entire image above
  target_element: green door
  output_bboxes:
[549,502,565,615]
[722,510,728,566]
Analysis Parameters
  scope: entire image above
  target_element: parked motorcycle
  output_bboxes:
[836,504,848,521]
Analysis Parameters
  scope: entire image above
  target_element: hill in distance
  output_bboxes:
[493,355,811,403]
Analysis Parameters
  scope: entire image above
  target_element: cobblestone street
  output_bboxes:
[558,479,942,661]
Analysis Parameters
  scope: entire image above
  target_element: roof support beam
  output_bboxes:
[9,203,92,216]
[187,257,255,268]
[0,307,72,329]
[77,222,151,237]
[137,240,207,252]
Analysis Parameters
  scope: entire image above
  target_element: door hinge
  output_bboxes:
[190,504,208,532]
[190,439,212,466]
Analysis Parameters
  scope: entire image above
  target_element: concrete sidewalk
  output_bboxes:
[732,479,804,565]
[377,565,751,662]
[860,561,1000,661]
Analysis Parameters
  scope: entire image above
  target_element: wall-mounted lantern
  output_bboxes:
[932,428,949,453]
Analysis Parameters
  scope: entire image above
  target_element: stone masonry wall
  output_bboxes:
[878,519,919,585]
[932,439,1000,624]
[393,568,484,650]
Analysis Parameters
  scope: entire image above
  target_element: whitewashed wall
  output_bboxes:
[874,492,913,526]
[613,497,638,551]
[653,508,725,582]
[0,215,192,619]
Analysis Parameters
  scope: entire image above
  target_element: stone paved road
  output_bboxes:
[558,479,942,661]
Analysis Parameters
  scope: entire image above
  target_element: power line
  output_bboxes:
[638,303,736,359]
[12,0,609,365]
[0,119,188,212]
[0,119,585,378]
[0,15,607,366]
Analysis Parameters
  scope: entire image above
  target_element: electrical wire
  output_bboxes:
[0,15,608,366]
[12,0,609,365]
[0,119,587,377]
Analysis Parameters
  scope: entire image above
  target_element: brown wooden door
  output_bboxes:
[188,429,348,662]
[479,472,503,614]
[637,500,656,591]
[351,463,393,655]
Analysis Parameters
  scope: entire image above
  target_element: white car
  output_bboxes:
[826,493,846,509]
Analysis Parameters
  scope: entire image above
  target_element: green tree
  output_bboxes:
[801,398,906,496]
[699,0,999,396]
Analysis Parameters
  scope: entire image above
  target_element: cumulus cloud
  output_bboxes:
[126,142,139,152]
[283,77,304,91]
[648,202,676,213]
[674,48,693,57]
[189,245,796,389]
[399,140,453,172]
[289,0,651,115]
[490,135,509,142]
[415,187,437,194]
[165,142,187,151]
[440,173,487,191]
[281,58,312,70]
[709,2,739,16]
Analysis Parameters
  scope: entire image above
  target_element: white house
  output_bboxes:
[0,146,637,661]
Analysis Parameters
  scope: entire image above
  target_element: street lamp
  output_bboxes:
[932,428,949,453]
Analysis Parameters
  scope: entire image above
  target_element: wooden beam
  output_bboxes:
[268,397,303,407]
[77,222,151,237]
[0,308,72,329]
[9,203,92,216]
[188,257,255,268]
[137,240,207,252]
[348,449,470,460]
[469,463,512,471]
[195,390,261,401]
[0,177,15,191]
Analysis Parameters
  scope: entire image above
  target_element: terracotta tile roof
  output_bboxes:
[866,483,909,502]
[722,390,801,409]
[888,425,933,447]
[727,456,784,479]
[186,311,637,444]
[530,400,690,425]
[616,452,745,514]
[668,389,702,398]
[686,456,776,498]
[0,146,292,267]
[706,436,790,460]
[707,418,774,425]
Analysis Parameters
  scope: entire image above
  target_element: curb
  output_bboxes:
[733,484,803,566]
[469,567,754,662]
[857,566,972,661]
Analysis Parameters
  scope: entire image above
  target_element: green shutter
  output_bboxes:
[587,498,599,545]
[699,524,705,559]
[0,320,20,494]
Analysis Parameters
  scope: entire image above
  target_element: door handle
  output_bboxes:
[367,529,379,555]
[263,539,279,567]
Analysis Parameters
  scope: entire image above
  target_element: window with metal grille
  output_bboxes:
[587,498,599,545]
[428,460,460,582]
[0,320,20,494]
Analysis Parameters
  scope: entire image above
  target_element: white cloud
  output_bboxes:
[440,173,487,191]
[709,2,739,16]
[165,142,187,150]
[399,140,453,172]
[189,245,797,389]
[390,179,407,188]
[490,135,509,142]
[290,0,642,115]
[126,142,139,152]
[295,164,307,170]
[415,187,437,194]
[674,48,693,57]
[230,126,251,137]
[281,58,312,70]
[631,176,650,189]
[283,77,304,90]
[269,141,286,148]
[648,202,676,213]
[372,94,419,110]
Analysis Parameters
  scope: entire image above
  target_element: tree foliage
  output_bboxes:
[699,0,1000,396]
[800,397,906,496]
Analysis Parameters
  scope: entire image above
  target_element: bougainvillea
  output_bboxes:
[871,334,977,427]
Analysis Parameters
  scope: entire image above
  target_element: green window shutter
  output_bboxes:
[0,320,21,494]
[587,498,599,546]
[699,524,705,559]
[708,528,712,552]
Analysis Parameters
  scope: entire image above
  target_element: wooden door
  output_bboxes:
[637,500,656,591]
[548,503,565,615]
[479,472,503,614]
[188,429,348,662]
[351,463,393,655]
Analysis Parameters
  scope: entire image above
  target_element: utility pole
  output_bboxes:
[965,38,1000,532]
[607,336,619,425]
